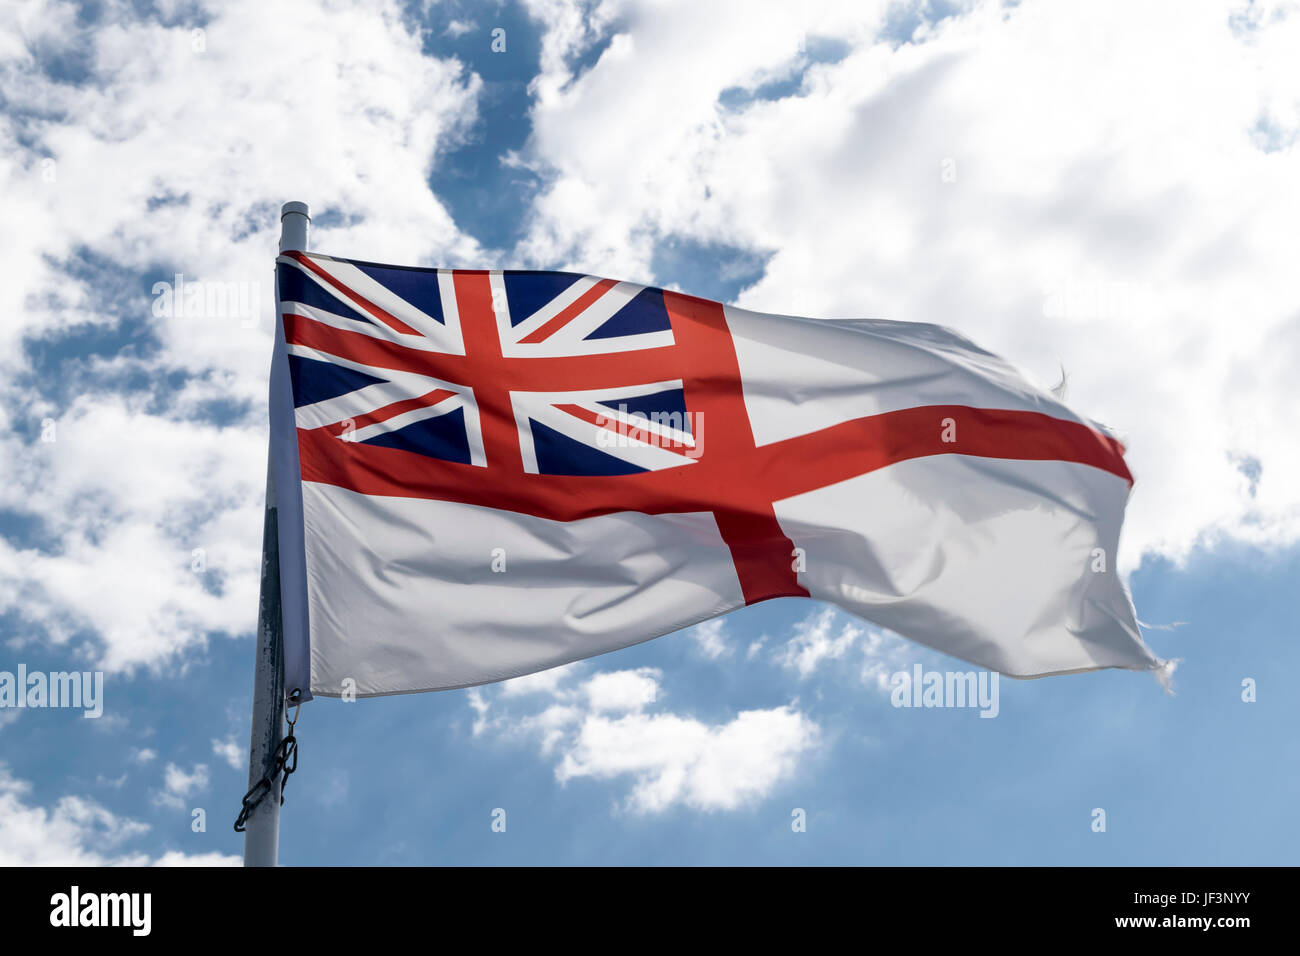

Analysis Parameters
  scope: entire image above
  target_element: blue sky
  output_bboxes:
[1,0,1298,865]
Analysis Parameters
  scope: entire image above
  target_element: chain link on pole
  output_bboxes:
[235,697,300,832]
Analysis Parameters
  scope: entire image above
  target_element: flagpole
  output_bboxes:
[243,201,310,867]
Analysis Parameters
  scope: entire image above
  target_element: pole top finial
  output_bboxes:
[280,201,310,220]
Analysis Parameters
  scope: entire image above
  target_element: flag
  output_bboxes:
[267,251,1163,701]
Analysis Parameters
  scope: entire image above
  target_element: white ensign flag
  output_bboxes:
[266,251,1166,700]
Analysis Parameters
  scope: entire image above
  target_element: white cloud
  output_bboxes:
[557,705,819,813]
[777,606,863,677]
[212,736,243,771]
[154,762,209,810]
[466,687,492,734]
[776,606,915,690]
[516,0,1300,572]
[858,624,921,693]
[518,703,586,756]
[499,661,581,697]
[0,0,484,674]
[522,0,631,105]
[684,618,731,659]
[471,666,820,812]
[0,397,264,671]
[0,763,236,865]
[583,667,660,712]
[132,747,157,764]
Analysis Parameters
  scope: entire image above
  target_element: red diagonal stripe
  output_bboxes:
[332,389,456,437]
[284,251,422,337]
[517,278,618,344]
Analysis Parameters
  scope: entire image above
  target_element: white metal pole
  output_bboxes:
[243,201,310,867]
[280,201,310,255]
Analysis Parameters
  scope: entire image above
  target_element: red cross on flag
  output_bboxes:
[267,250,1165,701]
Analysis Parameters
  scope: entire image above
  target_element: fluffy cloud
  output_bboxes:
[153,761,209,810]
[211,735,243,770]
[777,606,864,678]
[472,666,819,813]
[684,618,730,659]
[582,667,660,711]
[0,763,236,865]
[556,704,817,814]
[776,606,915,689]
[0,0,483,671]
[1,396,264,669]
[517,0,1300,571]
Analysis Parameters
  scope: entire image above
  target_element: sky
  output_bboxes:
[0,0,1297,865]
